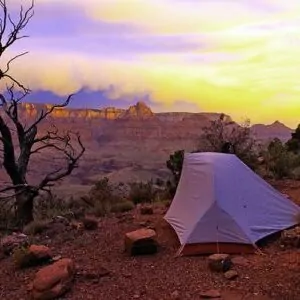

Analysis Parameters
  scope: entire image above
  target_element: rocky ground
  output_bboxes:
[0,182,300,300]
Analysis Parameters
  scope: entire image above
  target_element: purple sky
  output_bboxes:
[3,0,300,125]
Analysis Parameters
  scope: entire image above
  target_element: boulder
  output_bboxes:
[13,244,52,268]
[125,228,158,255]
[208,253,232,272]
[0,233,29,256]
[31,258,75,300]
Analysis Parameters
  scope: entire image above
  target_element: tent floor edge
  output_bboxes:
[179,242,256,256]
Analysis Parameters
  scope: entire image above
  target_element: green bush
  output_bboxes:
[85,177,132,216]
[261,138,300,179]
[129,181,156,204]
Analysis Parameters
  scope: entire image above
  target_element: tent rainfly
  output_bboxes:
[164,152,300,255]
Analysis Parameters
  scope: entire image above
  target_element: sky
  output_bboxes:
[3,0,300,127]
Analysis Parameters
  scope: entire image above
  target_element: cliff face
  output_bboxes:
[0,100,293,186]
[251,121,292,142]
[18,101,291,142]
[20,102,228,122]
[20,103,125,120]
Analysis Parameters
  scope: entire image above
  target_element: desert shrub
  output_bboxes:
[111,201,134,213]
[286,124,300,154]
[88,177,115,216]
[23,220,50,235]
[12,246,30,269]
[85,177,131,216]
[261,138,300,179]
[166,150,184,197]
[34,194,73,219]
[129,180,156,204]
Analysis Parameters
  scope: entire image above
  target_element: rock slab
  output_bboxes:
[125,228,158,255]
[31,258,75,300]
[208,253,232,272]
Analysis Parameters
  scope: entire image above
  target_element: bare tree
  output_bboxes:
[0,0,85,226]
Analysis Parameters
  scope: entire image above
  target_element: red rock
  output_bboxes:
[31,258,75,299]
[13,245,52,269]
[29,245,52,259]
[125,228,157,255]
[208,253,232,272]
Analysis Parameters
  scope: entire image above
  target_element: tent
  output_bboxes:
[164,152,300,255]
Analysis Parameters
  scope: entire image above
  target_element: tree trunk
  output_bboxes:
[15,191,34,226]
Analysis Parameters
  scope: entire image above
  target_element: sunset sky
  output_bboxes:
[5,0,300,127]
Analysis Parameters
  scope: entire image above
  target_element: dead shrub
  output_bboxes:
[23,220,50,236]
[34,194,73,219]
[129,181,156,205]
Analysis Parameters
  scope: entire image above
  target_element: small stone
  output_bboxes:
[51,255,62,262]
[200,289,221,298]
[78,266,110,281]
[224,270,238,280]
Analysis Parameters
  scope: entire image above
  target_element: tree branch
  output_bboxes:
[25,94,73,134]
[38,132,85,189]
[0,0,34,92]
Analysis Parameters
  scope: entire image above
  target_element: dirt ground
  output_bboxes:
[0,180,299,300]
